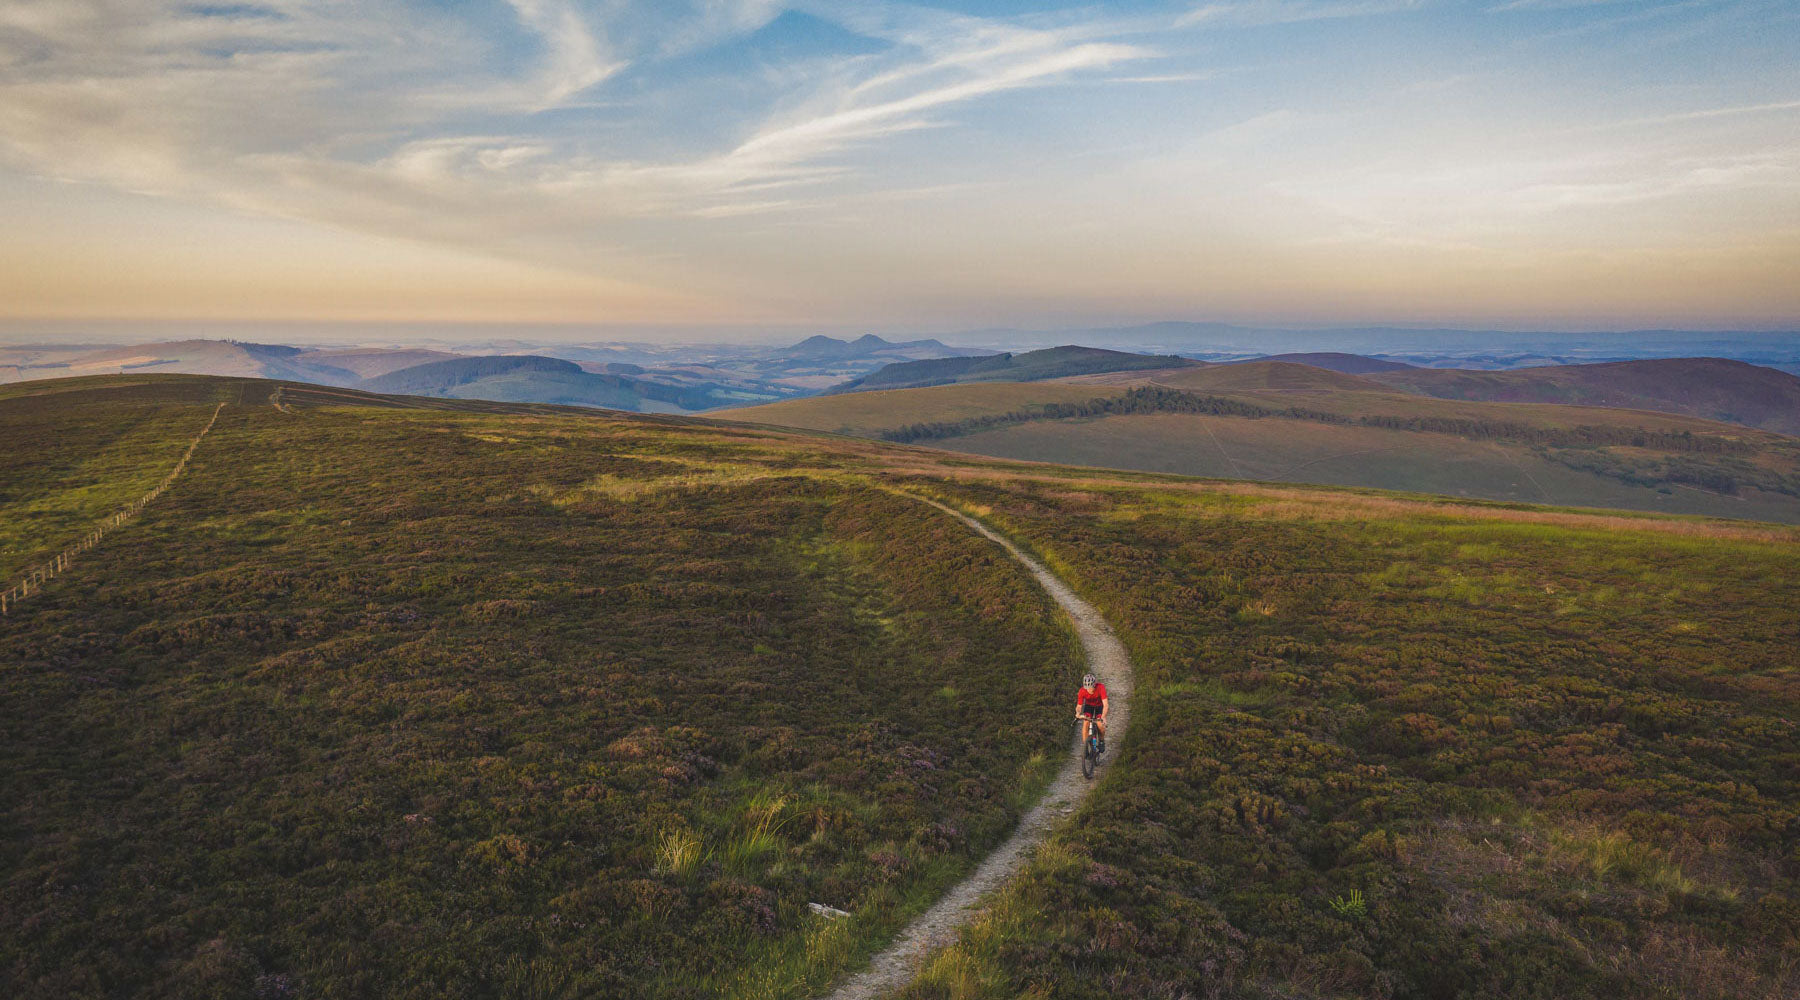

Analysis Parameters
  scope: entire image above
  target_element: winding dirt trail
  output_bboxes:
[825,498,1133,1000]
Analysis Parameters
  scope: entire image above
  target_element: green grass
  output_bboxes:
[890,476,1800,1000]
[9,374,1800,1000]
[0,382,235,579]
[0,377,1080,1000]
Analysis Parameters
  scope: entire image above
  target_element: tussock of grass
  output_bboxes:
[656,827,706,877]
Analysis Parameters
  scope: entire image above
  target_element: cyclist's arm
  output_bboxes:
[1100,696,1109,720]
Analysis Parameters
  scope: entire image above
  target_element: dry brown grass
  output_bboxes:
[1410,816,1797,1000]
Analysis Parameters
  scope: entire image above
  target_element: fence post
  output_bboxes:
[4,401,224,614]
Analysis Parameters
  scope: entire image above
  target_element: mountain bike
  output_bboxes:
[1078,714,1103,779]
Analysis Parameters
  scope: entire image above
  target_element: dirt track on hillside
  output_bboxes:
[824,498,1133,1000]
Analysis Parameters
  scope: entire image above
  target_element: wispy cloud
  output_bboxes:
[1178,0,1426,28]
[1584,99,1800,130]
[1,0,1794,328]
[498,0,622,108]
[1485,0,1643,12]
[0,0,1148,262]
[1271,144,1800,251]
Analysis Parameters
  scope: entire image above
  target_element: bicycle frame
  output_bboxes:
[1079,713,1103,778]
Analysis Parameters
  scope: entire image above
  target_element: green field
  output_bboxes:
[6,375,1799,999]
[0,377,241,580]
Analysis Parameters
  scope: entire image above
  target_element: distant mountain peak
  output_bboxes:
[784,333,968,362]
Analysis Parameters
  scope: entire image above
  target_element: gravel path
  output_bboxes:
[824,498,1133,1000]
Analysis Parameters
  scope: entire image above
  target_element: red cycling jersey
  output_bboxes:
[1077,683,1107,712]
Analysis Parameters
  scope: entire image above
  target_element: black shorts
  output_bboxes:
[1080,706,1102,718]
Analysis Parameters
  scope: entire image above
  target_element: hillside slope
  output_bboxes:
[830,346,1195,393]
[292,347,461,379]
[739,367,1800,522]
[358,354,737,411]
[895,479,1800,1000]
[1371,357,1800,435]
[1151,359,1395,393]
[0,375,1075,1000]
[1240,351,1416,373]
[54,340,364,384]
[787,334,990,362]
[5,374,1797,1000]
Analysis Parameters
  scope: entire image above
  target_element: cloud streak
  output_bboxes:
[0,0,1794,328]
[0,1,1148,263]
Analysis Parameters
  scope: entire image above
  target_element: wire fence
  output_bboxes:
[1,402,225,616]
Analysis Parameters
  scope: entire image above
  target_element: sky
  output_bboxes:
[0,0,1796,339]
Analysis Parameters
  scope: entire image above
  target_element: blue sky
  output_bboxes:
[0,0,1795,334]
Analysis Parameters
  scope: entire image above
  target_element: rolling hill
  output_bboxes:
[0,339,369,385]
[287,347,461,379]
[1235,351,1416,373]
[829,345,1196,393]
[737,360,1800,523]
[0,335,995,412]
[0,339,496,387]
[729,380,1116,438]
[1143,359,1395,393]
[4,373,1797,1000]
[1368,357,1800,435]
[356,354,746,412]
[0,374,1075,999]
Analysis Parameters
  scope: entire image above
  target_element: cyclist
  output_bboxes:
[1075,672,1108,754]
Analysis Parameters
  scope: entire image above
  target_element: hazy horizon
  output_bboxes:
[3,1,1797,334]
[5,317,1800,354]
